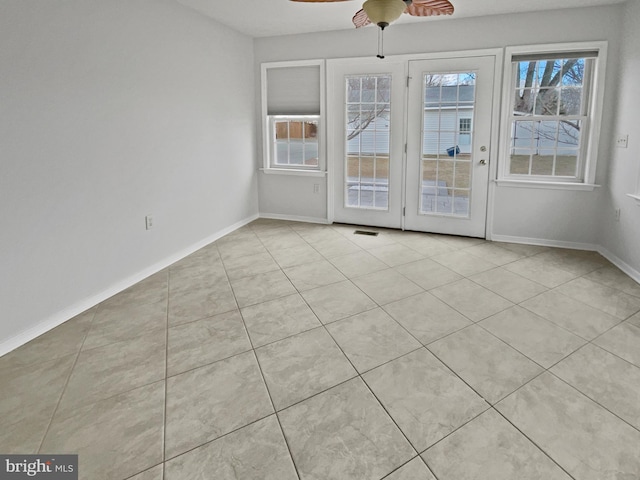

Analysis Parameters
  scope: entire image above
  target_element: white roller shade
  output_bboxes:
[267,65,321,115]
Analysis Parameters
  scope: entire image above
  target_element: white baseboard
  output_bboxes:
[597,246,640,285]
[0,213,259,358]
[259,212,330,225]
[490,234,598,252]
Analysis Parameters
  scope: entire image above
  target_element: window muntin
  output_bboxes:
[505,54,596,181]
[420,72,477,217]
[345,74,391,210]
[269,115,320,170]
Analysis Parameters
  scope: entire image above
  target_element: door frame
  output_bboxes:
[327,48,503,239]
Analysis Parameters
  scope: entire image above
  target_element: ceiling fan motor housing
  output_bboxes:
[362,0,408,28]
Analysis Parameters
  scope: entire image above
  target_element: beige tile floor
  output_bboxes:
[2,219,640,480]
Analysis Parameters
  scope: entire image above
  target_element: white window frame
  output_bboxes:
[497,42,607,189]
[261,59,326,177]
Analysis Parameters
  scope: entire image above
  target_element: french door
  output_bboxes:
[329,55,496,238]
[405,56,495,237]
[329,60,406,229]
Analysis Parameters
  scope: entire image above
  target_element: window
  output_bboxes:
[499,43,607,186]
[459,117,472,146]
[269,115,319,169]
[261,60,325,175]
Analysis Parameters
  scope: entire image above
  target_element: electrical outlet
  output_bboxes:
[616,134,629,148]
[145,215,154,230]
[313,184,320,194]
[614,208,621,221]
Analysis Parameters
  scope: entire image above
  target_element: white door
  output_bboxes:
[405,56,495,237]
[329,60,406,229]
[329,55,495,237]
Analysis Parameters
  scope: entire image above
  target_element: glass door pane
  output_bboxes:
[420,72,476,218]
[345,75,392,210]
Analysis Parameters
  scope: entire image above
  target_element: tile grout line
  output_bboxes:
[160,413,276,466]
[586,329,640,367]
[411,366,577,480]
[546,361,640,436]
[161,268,171,480]
[549,278,640,321]
[232,225,303,480]
[284,259,434,464]
[35,306,98,454]
[279,236,432,473]
[379,454,442,480]
[163,229,284,468]
[490,406,578,480]
[425,267,640,435]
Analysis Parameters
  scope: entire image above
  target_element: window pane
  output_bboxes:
[454,161,471,189]
[347,78,361,102]
[425,85,440,103]
[536,121,559,148]
[531,153,554,175]
[421,159,438,213]
[535,89,559,115]
[361,88,375,102]
[276,142,289,164]
[303,144,318,166]
[559,87,583,115]
[512,121,535,147]
[561,58,585,86]
[558,120,580,147]
[289,140,303,165]
[510,152,531,175]
[358,157,375,208]
[375,157,389,184]
[441,74,459,86]
[555,150,578,176]
[376,76,391,103]
[453,189,470,216]
[303,121,318,140]
[435,194,453,214]
[275,122,289,140]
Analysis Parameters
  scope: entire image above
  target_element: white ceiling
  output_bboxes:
[176,0,625,37]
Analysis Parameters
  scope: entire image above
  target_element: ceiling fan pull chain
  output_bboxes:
[377,26,385,59]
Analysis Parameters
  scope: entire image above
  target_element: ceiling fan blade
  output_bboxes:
[406,0,454,16]
[352,8,372,28]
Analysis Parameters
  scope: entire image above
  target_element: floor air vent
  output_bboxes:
[353,230,379,237]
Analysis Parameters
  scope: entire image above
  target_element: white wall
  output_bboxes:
[598,0,640,277]
[0,0,257,350]
[255,5,622,245]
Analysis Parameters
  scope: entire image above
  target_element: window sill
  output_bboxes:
[494,179,600,191]
[627,193,640,205]
[260,168,327,177]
